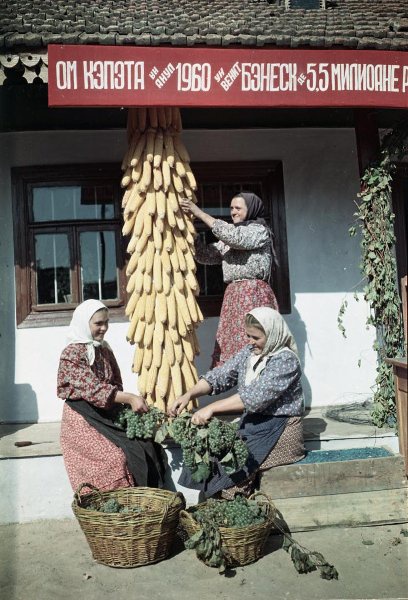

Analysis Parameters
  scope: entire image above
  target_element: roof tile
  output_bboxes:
[1,0,407,52]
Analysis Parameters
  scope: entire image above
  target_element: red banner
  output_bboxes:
[48,45,408,109]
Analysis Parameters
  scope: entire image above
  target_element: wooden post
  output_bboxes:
[353,109,380,177]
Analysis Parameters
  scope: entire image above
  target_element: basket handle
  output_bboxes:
[74,482,103,506]
[170,491,186,509]
[249,491,277,513]
[161,491,186,521]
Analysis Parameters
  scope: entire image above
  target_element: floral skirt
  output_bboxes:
[221,416,305,499]
[211,279,279,368]
[60,403,134,494]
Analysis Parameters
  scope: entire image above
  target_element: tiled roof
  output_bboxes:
[1,0,407,51]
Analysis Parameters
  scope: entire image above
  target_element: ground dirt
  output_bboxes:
[1,518,407,600]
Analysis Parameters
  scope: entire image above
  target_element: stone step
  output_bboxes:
[261,454,408,532]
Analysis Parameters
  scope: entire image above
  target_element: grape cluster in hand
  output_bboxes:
[115,406,166,439]
[169,414,249,482]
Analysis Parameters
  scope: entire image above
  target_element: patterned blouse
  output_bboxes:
[195,219,272,283]
[57,344,123,409]
[202,346,304,417]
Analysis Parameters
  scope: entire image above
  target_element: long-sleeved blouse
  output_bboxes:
[57,344,123,409]
[202,346,304,417]
[195,219,272,283]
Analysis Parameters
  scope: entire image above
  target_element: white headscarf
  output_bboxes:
[65,299,109,365]
[245,307,298,384]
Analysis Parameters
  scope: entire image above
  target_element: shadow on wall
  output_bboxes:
[286,298,312,411]
[1,383,39,423]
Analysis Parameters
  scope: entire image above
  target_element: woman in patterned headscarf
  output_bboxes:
[57,299,167,494]
[179,192,279,368]
[169,307,305,499]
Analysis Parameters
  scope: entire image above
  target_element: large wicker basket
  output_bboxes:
[72,484,185,568]
[179,492,276,567]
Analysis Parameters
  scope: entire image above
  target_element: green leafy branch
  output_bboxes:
[338,119,407,428]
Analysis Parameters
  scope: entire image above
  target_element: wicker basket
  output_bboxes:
[72,483,186,568]
[179,492,276,567]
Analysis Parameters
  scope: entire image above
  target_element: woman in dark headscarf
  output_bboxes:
[179,192,279,368]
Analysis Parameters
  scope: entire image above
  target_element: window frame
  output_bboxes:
[12,164,128,328]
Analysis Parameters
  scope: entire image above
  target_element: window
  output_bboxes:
[12,164,127,327]
[13,161,290,327]
[191,161,290,316]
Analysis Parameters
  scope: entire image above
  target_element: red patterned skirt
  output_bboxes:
[211,279,279,368]
[60,403,134,494]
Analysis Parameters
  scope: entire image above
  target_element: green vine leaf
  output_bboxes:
[337,121,407,428]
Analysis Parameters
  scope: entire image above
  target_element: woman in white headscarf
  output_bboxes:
[57,300,166,494]
[169,307,305,498]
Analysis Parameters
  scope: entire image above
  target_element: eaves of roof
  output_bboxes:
[1,0,407,85]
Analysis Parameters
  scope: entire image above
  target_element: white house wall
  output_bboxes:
[0,128,377,423]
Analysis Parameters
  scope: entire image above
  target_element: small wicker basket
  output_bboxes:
[179,492,276,568]
[72,483,185,568]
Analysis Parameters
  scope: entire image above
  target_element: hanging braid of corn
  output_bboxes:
[121,107,202,412]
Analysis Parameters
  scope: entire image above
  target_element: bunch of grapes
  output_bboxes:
[87,497,142,514]
[115,406,166,439]
[194,495,267,529]
[169,414,249,482]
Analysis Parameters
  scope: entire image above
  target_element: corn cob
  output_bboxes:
[181,334,194,362]
[164,329,175,366]
[148,107,158,129]
[143,320,155,347]
[163,132,175,167]
[166,288,177,328]
[153,251,163,292]
[156,291,168,324]
[152,219,162,251]
[170,361,183,397]
[134,318,146,345]
[181,354,198,389]
[122,211,136,237]
[162,269,172,295]
[121,167,132,188]
[130,133,146,167]
[144,237,155,275]
[158,107,167,129]
[133,344,144,374]
[145,130,155,162]
[174,150,187,178]
[153,131,163,168]
[144,288,156,324]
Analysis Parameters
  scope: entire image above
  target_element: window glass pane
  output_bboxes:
[195,232,224,296]
[34,233,71,304]
[201,183,222,215]
[33,186,114,222]
[80,231,119,301]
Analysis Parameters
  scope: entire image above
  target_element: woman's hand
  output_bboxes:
[128,394,149,413]
[116,391,149,413]
[179,198,199,217]
[191,405,214,426]
[168,393,191,417]
[179,198,216,229]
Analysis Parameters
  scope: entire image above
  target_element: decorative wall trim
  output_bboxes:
[0,50,48,85]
